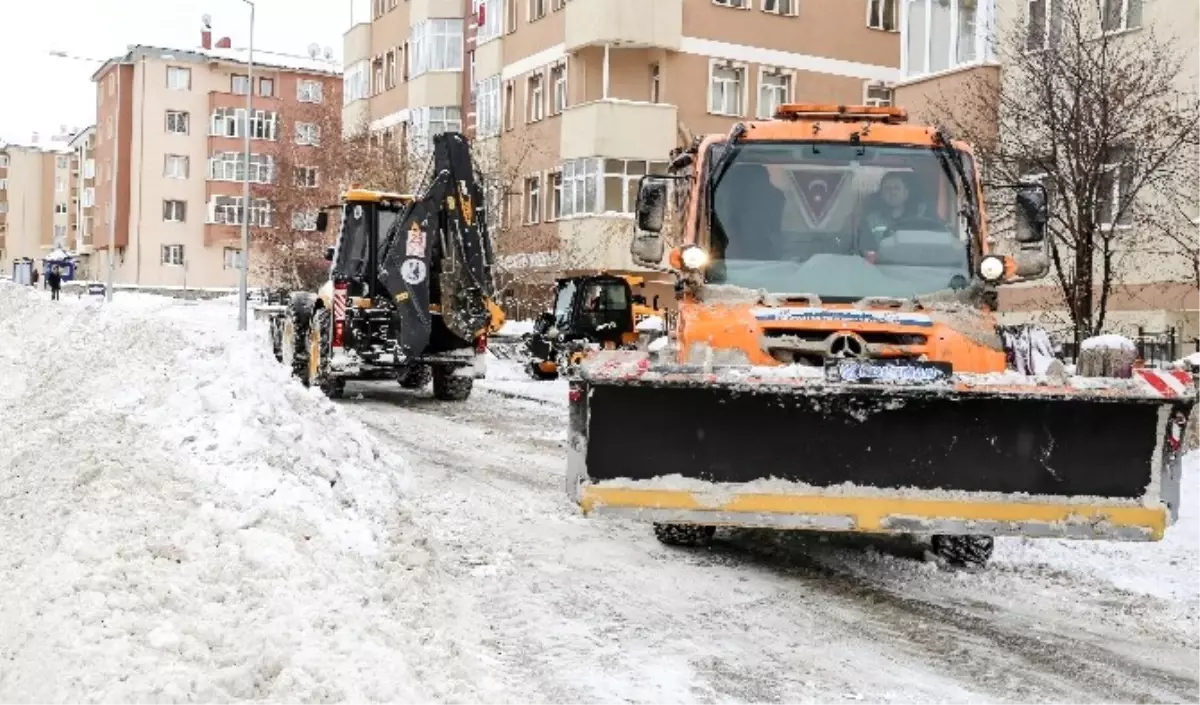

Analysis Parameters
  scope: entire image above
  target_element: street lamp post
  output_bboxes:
[238,0,256,331]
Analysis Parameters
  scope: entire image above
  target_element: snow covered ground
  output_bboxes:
[1,285,1197,703]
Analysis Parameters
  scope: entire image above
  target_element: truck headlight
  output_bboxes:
[978,255,1006,283]
[680,246,709,270]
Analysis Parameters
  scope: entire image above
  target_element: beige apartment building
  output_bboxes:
[343,0,903,293]
[67,126,98,279]
[894,0,1199,348]
[0,134,79,279]
[89,40,341,290]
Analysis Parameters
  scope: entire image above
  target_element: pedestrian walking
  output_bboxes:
[47,266,62,301]
[30,268,39,289]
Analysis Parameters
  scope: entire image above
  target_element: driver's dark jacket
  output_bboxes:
[858,201,932,252]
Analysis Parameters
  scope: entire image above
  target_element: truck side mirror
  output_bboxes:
[315,211,329,232]
[1014,183,1049,244]
[635,176,669,233]
[631,234,665,267]
[324,246,335,261]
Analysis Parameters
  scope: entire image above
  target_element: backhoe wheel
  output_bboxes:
[653,523,716,547]
[931,534,994,568]
[432,366,473,401]
[398,364,433,390]
[308,308,344,399]
[282,308,311,382]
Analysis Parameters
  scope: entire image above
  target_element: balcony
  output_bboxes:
[560,100,677,161]
[407,71,461,109]
[408,0,465,24]
[343,22,372,65]
[564,0,682,52]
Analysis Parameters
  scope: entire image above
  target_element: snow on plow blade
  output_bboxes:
[567,354,1196,542]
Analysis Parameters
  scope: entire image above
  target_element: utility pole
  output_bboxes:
[107,60,120,302]
[238,0,256,331]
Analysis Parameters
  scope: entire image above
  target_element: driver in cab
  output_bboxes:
[858,171,934,256]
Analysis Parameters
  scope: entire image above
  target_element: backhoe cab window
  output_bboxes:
[333,203,371,280]
[579,281,630,332]
[706,143,978,301]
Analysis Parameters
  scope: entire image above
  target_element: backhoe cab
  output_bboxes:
[567,104,1194,567]
[523,273,665,381]
[272,132,503,401]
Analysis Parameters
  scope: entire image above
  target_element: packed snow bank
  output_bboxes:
[0,284,426,702]
[1080,333,1136,351]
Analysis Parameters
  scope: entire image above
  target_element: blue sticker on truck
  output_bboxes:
[752,307,934,327]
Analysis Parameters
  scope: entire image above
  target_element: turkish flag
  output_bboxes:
[477,4,485,25]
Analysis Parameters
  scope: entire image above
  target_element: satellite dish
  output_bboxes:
[307,43,321,58]
[202,13,212,27]
[322,46,333,60]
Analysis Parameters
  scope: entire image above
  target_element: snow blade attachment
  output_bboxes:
[566,352,1195,542]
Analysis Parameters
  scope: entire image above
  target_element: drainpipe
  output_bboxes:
[135,52,147,286]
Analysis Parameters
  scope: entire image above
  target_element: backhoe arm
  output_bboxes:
[377,131,496,362]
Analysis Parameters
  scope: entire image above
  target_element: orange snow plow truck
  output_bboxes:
[566,105,1196,566]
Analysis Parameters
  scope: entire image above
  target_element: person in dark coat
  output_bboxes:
[30,268,39,288]
[47,266,62,301]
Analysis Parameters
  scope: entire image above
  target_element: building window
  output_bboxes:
[291,211,319,231]
[386,50,397,89]
[259,77,274,97]
[164,154,189,179]
[163,200,187,223]
[208,196,272,226]
[344,60,370,104]
[476,75,502,137]
[867,0,898,31]
[372,57,384,96]
[475,0,503,44]
[903,0,987,78]
[55,202,68,214]
[550,63,567,115]
[762,0,796,15]
[232,74,251,95]
[708,63,745,116]
[294,167,319,188]
[757,70,790,119]
[0,179,7,190]
[166,67,191,90]
[546,171,563,221]
[296,122,321,146]
[504,81,515,131]
[84,159,95,178]
[208,152,276,184]
[527,72,545,122]
[713,0,749,7]
[297,80,324,103]
[1098,151,1134,228]
[410,19,463,78]
[209,108,278,140]
[864,84,894,106]
[166,110,190,135]
[55,177,66,193]
[161,244,185,265]
[0,155,9,168]
[524,175,541,223]
[56,155,69,169]
[1100,0,1141,33]
[83,187,94,207]
[408,106,462,153]
[507,0,519,32]
[529,0,547,21]
[650,63,661,103]
[558,158,669,217]
[223,247,243,269]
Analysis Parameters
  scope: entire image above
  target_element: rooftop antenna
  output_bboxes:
[307,43,321,59]
[323,46,334,61]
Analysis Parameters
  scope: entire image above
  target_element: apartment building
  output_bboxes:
[343,0,903,287]
[894,0,1199,344]
[90,40,341,289]
[67,126,97,279]
[0,135,78,278]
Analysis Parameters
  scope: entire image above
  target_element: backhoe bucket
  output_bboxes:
[567,353,1195,542]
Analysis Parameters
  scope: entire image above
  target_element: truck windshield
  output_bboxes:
[333,203,371,280]
[705,142,978,301]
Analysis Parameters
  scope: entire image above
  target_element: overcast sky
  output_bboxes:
[0,0,371,143]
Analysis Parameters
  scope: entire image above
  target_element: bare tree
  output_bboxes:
[927,0,1199,346]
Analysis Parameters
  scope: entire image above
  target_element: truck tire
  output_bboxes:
[432,366,473,401]
[398,364,433,390]
[653,523,716,547]
[281,300,313,382]
[931,534,994,567]
[308,308,345,399]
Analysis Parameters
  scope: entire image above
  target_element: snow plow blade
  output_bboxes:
[567,354,1195,542]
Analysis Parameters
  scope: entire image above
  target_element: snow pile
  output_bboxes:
[1080,333,1136,351]
[635,315,664,332]
[0,284,427,702]
[496,319,535,336]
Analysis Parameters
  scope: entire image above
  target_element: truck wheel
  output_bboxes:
[398,364,433,390]
[931,534,994,567]
[653,523,716,547]
[308,308,344,399]
[432,366,473,401]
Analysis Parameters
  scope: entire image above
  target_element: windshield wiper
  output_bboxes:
[932,128,979,239]
[706,123,748,242]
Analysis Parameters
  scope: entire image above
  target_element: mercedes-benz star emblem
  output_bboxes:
[826,332,867,359]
